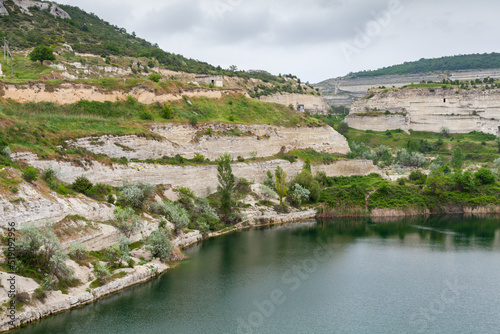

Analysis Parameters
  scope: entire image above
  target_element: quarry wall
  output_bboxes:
[346,88,500,134]
[71,123,350,160]
[1,83,247,105]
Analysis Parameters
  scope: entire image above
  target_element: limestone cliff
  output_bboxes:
[346,87,500,134]
[0,168,114,229]
[1,83,247,105]
[70,123,349,161]
[13,153,379,198]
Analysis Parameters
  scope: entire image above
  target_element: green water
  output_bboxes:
[12,215,500,334]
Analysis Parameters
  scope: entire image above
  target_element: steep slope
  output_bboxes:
[316,53,500,108]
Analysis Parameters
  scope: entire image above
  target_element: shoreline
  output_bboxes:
[4,205,499,332]
[0,209,317,333]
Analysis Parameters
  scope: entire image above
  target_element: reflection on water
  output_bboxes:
[12,215,500,334]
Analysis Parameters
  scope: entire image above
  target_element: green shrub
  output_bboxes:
[22,166,39,183]
[120,181,155,208]
[148,73,162,82]
[69,242,88,261]
[138,111,153,120]
[85,183,111,201]
[93,262,111,285]
[188,115,198,126]
[72,176,93,193]
[337,121,348,135]
[160,105,173,119]
[113,207,143,237]
[56,185,69,196]
[289,170,321,202]
[193,153,205,163]
[475,168,496,185]
[287,184,310,207]
[144,229,173,262]
[152,201,189,233]
[409,169,427,184]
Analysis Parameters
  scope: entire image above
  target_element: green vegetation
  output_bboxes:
[144,229,173,262]
[350,53,500,78]
[343,128,499,166]
[275,166,287,206]
[28,45,56,65]
[216,153,237,224]
[0,94,319,163]
[318,168,500,217]
[0,2,309,85]
[3,224,77,293]
[21,166,38,183]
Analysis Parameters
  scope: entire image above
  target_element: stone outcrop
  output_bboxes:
[259,93,330,114]
[346,88,500,134]
[0,0,71,18]
[1,83,247,105]
[70,123,350,160]
[0,169,114,229]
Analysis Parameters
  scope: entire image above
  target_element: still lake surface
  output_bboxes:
[13,215,500,334]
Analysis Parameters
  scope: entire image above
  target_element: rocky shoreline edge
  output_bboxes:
[0,209,317,333]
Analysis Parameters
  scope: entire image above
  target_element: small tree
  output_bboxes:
[22,166,39,183]
[120,181,155,208]
[145,229,173,262]
[93,262,111,285]
[451,147,465,169]
[113,207,143,237]
[439,126,451,138]
[275,166,287,206]
[148,73,162,82]
[475,168,496,185]
[216,153,236,223]
[29,45,56,65]
[72,176,93,193]
[337,121,348,135]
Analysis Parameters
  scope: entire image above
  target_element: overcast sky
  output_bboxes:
[55,0,499,83]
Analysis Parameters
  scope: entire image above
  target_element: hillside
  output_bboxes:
[349,53,500,79]
[315,53,500,108]
[0,0,322,96]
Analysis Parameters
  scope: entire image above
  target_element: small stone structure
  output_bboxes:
[195,75,224,87]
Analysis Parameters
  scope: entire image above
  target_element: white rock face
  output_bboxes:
[3,0,71,18]
[0,1,7,16]
[71,123,350,160]
[13,156,382,197]
[346,88,500,134]
[0,179,115,229]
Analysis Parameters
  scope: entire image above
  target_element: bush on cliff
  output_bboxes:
[113,207,143,237]
[145,229,173,262]
[120,181,155,208]
[22,166,39,183]
[11,224,76,289]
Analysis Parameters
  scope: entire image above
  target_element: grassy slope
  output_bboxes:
[0,93,322,162]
